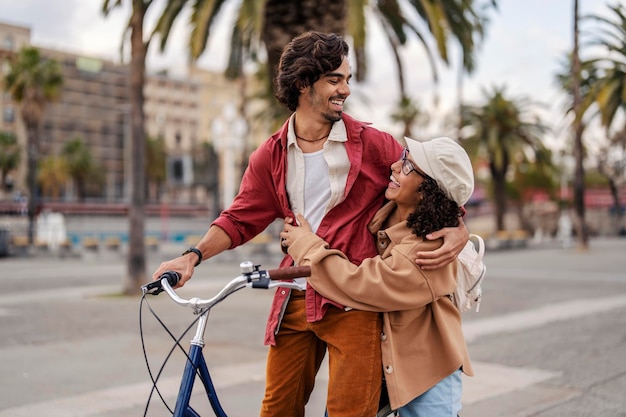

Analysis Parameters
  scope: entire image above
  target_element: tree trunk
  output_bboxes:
[492,173,507,231]
[123,0,148,295]
[25,123,39,246]
[607,177,623,233]
[571,0,588,250]
[490,153,509,232]
[77,177,86,201]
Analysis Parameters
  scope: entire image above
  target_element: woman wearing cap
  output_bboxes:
[280,136,474,416]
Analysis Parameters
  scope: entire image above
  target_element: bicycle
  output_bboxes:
[140,261,397,417]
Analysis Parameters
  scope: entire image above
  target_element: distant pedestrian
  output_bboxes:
[557,211,573,248]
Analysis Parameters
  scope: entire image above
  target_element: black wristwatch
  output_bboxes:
[182,247,203,267]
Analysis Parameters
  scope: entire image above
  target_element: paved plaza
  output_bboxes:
[0,235,625,417]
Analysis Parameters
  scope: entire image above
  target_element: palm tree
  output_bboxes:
[145,135,166,202]
[584,3,626,132]
[61,137,97,201]
[0,131,21,194]
[38,155,69,200]
[508,149,557,232]
[582,2,626,235]
[460,86,549,231]
[103,0,150,295]
[569,0,589,250]
[153,0,498,126]
[596,130,625,233]
[554,52,604,246]
[390,96,427,138]
[4,47,63,246]
[190,141,220,217]
[555,54,599,113]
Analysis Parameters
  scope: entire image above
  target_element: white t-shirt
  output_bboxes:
[286,116,350,228]
[286,116,350,285]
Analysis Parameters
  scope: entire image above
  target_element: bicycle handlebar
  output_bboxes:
[141,262,311,312]
[141,270,181,295]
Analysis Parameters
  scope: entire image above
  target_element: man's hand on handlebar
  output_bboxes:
[152,256,196,288]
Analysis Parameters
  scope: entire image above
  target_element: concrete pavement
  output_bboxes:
[0,236,625,416]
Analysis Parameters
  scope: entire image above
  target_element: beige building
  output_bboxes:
[0,20,264,211]
[0,22,32,196]
[190,67,247,209]
[144,72,204,204]
[38,48,130,201]
[189,66,275,209]
[1,21,131,201]
[143,67,264,211]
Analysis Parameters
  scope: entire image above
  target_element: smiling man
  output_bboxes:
[152,31,468,416]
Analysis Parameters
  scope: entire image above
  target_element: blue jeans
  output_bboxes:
[397,369,462,417]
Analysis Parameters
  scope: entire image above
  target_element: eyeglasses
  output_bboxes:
[400,148,425,177]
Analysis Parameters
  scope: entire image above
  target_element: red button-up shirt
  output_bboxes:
[212,113,402,345]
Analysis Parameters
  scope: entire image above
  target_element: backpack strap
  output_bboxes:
[468,234,485,261]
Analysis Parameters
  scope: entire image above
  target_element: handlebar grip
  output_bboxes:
[266,266,311,280]
[161,270,181,286]
[141,271,181,295]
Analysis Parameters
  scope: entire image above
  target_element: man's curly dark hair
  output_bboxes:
[274,31,349,112]
[407,176,463,238]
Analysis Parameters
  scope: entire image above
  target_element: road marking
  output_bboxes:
[461,362,563,405]
[487,267,626,283]
[0,359,555,416]
[0,361,267,417]
[462,294,626,343]
[2,294,625,416]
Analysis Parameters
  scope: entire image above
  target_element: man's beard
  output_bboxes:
[323,110,342,123]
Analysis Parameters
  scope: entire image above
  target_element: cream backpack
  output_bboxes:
[451,234,486,312]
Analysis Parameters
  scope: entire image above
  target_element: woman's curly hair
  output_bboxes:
[407,176,463,238]
[274,31,349,112]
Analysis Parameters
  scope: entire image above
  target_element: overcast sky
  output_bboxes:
[1,0,610,149]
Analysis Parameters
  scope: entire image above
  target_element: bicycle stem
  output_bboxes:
[191,312,209,347]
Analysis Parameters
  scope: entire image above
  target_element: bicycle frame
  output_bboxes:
[141,262,308,417]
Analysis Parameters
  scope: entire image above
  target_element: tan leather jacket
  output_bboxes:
[287,202,474,409]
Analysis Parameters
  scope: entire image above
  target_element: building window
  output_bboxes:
[168,155,193,185]
[172,159,184,182]
[3,107,14,124]
[3,35,15,51]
